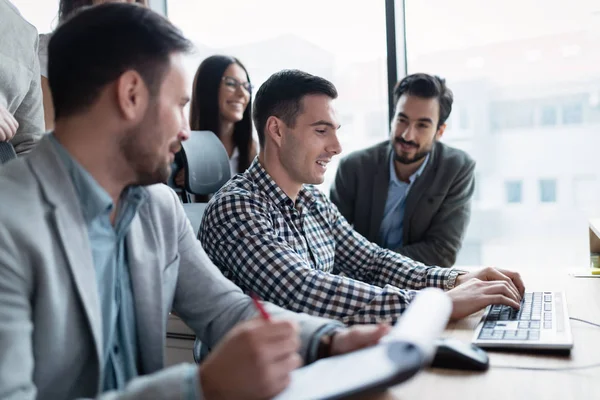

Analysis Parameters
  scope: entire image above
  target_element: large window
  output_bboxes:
[167,0,389,192]
[406,0,600,268]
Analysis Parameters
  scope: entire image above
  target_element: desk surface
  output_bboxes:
[360,268,600,400]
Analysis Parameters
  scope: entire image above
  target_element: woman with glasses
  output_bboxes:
[192,55,255,174]
[174,55,255,192]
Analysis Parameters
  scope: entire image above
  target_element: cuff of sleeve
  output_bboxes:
[443,268,469,291]
[407,290,419,302]
[306,323,343,365]
[444,270,459,291]
[426,266,456,290]
[185,364,201,400]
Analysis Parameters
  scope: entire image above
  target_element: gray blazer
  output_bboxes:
[0,137,337,400]
[331,140,475,267]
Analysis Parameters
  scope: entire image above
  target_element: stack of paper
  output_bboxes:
[274,288,452,400]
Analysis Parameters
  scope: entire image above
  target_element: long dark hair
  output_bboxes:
[190,55,253,173]
[59,0,148,22]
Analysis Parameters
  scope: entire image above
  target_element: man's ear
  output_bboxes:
[115,70,148,121]
[265,116,285,147]
[435,123,446,140]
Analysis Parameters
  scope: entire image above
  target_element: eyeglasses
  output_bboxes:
[222,76,253,94]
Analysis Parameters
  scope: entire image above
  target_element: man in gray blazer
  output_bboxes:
[0,5,389,399]
[331,73,475,267]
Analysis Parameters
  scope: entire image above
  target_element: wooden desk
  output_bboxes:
[361,269,600,400]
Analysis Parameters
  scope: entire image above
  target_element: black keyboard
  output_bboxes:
[477,292,554,341]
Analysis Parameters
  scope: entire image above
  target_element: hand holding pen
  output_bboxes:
[199,292,301,399]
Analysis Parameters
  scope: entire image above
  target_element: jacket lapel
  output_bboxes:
[126,209,164,373]
[28,138,103,370]
[368,146,391,242]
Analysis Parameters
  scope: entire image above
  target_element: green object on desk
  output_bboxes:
[591,253,600,269]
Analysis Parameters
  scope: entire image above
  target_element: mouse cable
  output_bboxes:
[569,317,600,329]
[491,317,600,371]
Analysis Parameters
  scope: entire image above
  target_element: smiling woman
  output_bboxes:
[189,55,256,174]
[173,55,256,195]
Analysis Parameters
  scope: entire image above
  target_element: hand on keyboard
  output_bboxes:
[447,276,522,320]
[455,267,525,298]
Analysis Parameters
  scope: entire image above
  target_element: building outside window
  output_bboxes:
[539,179,557,203]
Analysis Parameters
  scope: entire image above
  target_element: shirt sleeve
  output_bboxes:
[9,33,44,155]
[199,191,451,325]
[323,194,455,290]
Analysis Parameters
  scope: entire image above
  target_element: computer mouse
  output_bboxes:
[430,338,490,371]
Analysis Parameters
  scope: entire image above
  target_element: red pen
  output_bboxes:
[250,292,271,322]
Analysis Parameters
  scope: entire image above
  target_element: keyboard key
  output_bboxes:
[504,330,518,339]
[544,312,553,321]
[516,330,529,340]
[518,321,530,329]
[479,328,495,339]
[544,321,552,329]
[544,303,552,311]
[484,321,496,328]
[544,295,552,302]
[529,331,540,340]
[530,321,541,329]
[491,330,505,339]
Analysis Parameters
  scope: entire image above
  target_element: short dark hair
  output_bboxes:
[190,55,253,172]
[252,69,338,147]
[49,3,192,120]
[393,73,453,127]
[58,0,148,22]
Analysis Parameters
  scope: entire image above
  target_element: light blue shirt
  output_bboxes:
[49,135,145,392]
[379,151,429,250]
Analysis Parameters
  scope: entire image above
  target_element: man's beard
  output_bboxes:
[392,137,432,165]
[119,111,174,187]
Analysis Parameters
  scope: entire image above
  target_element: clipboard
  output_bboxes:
[274,288,452,400]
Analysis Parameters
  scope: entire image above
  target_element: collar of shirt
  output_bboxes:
[48,133,148,223]
[388,150,430,188]
[247,158,317,213]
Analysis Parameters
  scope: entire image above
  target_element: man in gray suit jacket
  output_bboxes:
[0,5,390,399]
[331,73,475,267]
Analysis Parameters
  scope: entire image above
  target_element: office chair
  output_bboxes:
[177,131,231,364]
[0,142,17,164]
[178,130,231,236]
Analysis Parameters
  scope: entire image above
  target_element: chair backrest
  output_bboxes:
[180,130,231,196]
[183,203,208,237]
[0,142,17,164]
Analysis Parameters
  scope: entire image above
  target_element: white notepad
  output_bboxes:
[274,288,452,400]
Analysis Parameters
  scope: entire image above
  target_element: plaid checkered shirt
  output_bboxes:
[199,159,458,325]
